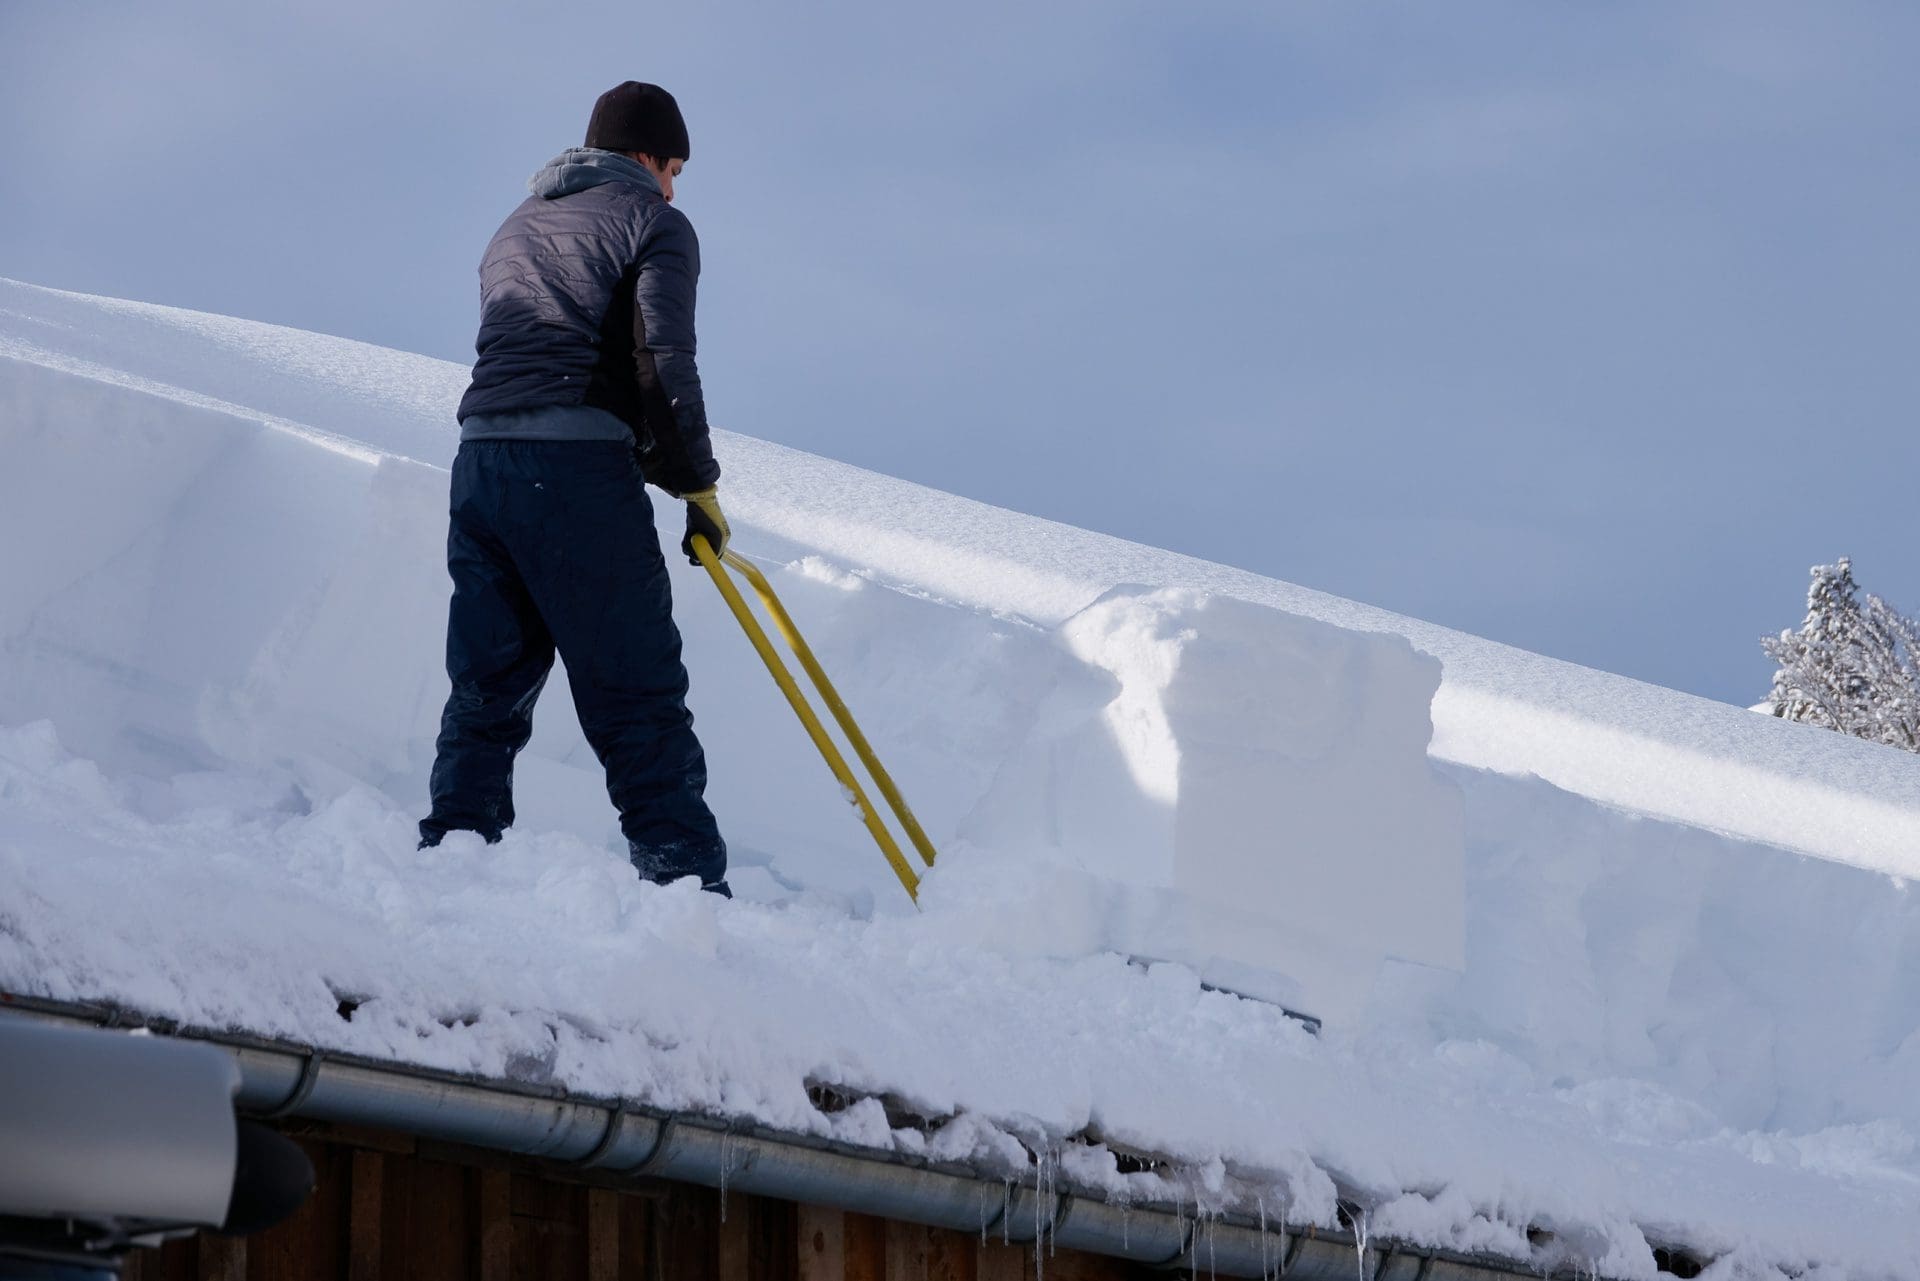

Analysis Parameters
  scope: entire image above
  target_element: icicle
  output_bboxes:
[1174,1187,1189,1281]
[717,1131,733,1225]
[1047,1144,1059,1259]
[1350,1206,1368,1281]
[1175,1183,1190,1281]
[1031,1144,1057,1281]
[1189,1203,1214,1281]
[1034,1150,1043,1280]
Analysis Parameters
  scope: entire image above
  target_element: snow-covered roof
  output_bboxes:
[2,278,1917,1279]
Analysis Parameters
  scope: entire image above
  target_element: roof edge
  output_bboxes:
[0,992,1645,1280]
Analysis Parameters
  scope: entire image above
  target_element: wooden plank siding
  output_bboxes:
[123,1121,1154,1281]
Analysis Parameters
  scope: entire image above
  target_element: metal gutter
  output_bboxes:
[1,993,1622,1281]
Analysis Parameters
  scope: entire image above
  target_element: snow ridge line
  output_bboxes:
[0,338,392,466]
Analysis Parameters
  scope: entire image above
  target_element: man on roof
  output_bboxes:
[419,81,731,897]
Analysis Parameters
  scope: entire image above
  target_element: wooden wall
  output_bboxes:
[123,1121,1152,1281]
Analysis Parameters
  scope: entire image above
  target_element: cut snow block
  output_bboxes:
[0,357,452,791]
[0,359,374,776]
[962,587,1464,1023]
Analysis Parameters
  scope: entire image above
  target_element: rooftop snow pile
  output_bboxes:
[3,279,1918,1279]
[0,279,1468,1023]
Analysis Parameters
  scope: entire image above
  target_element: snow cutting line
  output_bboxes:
[692,535,936,902]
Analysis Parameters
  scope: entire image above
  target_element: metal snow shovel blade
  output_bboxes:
[690,535,937,904]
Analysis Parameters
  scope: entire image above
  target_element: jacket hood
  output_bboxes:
[527,148,662,200]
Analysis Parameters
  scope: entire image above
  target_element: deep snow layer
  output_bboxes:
[3,279,1919,1278]
[6,279,1917,879]
[6,720,1919,1279]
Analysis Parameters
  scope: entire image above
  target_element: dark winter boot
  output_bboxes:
[416,825,504,851]
[628,836,730,896]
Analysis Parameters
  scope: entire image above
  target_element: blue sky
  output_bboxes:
[3,0,1915,705]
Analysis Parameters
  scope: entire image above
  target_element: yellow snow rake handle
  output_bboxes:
[690,535,938,903]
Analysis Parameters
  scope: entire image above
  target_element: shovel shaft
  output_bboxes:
[720,549,938,871]
[691,535,924,902]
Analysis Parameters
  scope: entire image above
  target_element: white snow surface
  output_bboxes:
[2,278,1918,1278]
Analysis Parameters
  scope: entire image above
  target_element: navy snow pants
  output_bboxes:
[420,440,726,887]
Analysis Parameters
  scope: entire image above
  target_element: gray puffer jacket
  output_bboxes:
[456,148,718,492]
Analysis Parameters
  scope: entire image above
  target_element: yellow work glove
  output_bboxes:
[679,487,730,565]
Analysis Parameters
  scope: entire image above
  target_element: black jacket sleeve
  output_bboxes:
[630,203,720,492]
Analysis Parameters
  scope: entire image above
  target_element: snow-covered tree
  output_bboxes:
[1761,558,1920,753]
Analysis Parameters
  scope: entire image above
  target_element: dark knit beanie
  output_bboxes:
[584,82,690,160]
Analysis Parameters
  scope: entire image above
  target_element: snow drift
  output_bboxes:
[2,278,1918,1279]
